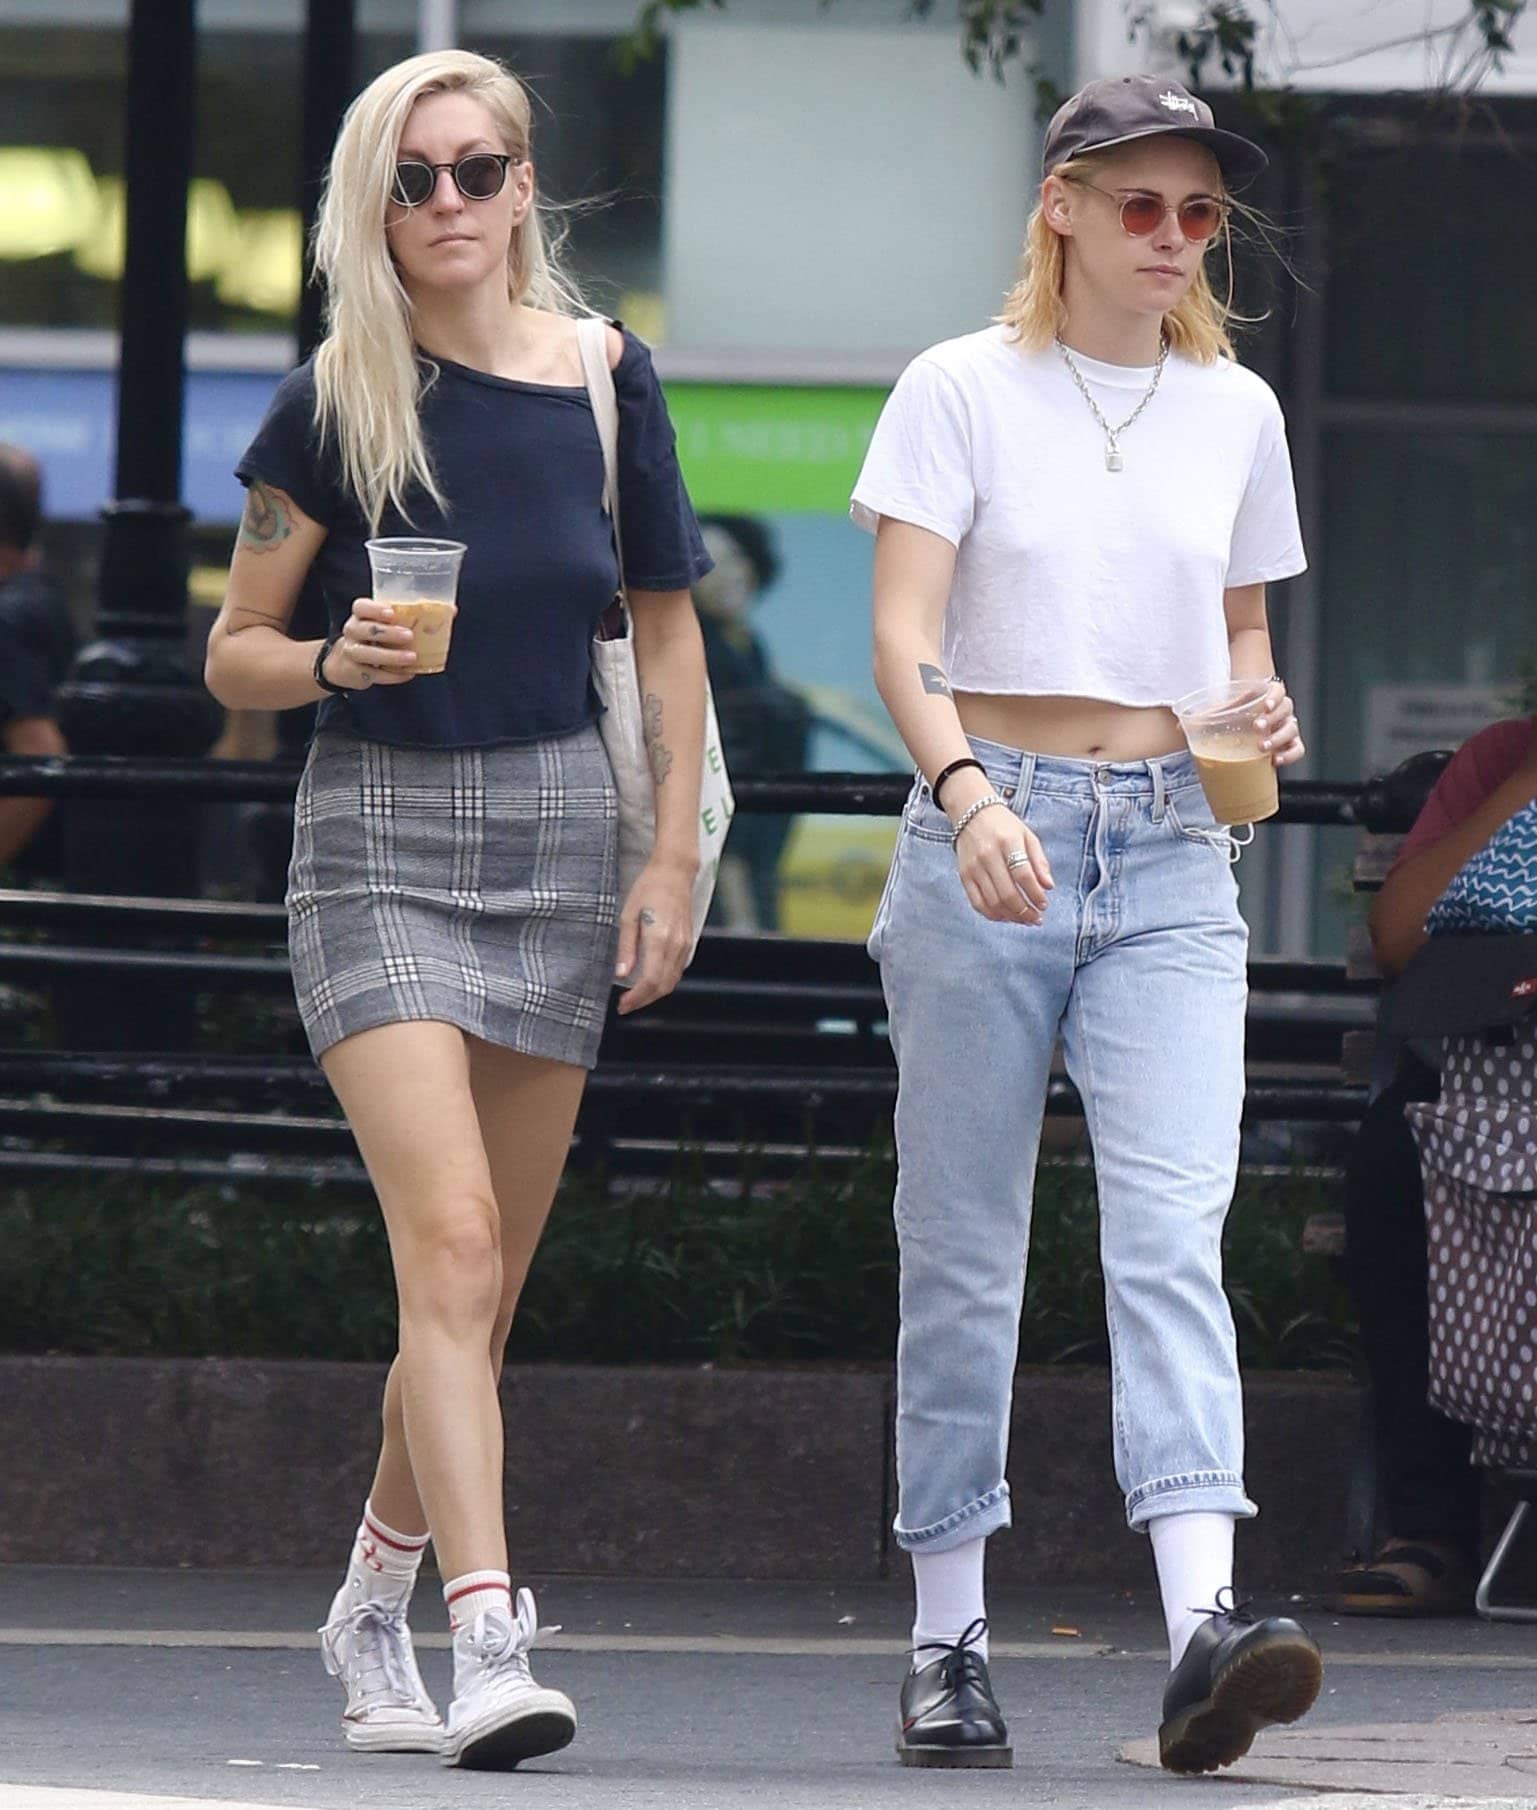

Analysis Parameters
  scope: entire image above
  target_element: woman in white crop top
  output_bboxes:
[850,75,1322,1775]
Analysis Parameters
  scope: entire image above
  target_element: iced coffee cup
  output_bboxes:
[1172,679,1280,825]
[364,537,466,676]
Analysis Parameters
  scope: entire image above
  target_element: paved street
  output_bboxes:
[2,1571,1536,1809]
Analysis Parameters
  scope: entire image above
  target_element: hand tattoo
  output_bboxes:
[237,481,295,554]
[640,908,657,927]
[642,691,675,787]
[918,663,953,699]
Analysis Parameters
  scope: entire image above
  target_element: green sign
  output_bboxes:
[667,384,887,515]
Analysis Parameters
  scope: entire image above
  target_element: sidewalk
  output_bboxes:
[2,1569,1535,1808]
[6,1565,1537,1658]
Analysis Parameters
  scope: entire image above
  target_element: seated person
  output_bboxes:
[0,445,72,875]
[1336,711,1537,1614]
[694,515,809,932]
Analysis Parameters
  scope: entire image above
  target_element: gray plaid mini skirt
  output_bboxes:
[287,726,619,1067]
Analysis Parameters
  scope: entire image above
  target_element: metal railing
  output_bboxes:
[0,752,1424,1188]
[0,754,1422,829]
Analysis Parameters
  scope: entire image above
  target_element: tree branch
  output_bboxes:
[630,0,1529,102]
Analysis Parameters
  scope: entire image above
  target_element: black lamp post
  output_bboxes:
[54,0,222,1045]
[299,0,356,361]
[56,0,222,842]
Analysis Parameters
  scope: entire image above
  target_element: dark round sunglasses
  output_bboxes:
[391,153,515,209]
[1075,180,1229,243]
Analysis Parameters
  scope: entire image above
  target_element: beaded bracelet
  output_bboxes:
[950,793,1009,842]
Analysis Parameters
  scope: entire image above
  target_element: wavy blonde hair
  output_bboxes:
[311,50,587,531]
[998,150,1249,364]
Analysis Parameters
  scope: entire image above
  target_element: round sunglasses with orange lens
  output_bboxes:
[1073,180,1228,243]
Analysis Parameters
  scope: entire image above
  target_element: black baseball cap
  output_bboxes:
[1042,75,1267,189]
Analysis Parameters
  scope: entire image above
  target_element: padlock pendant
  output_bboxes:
[1105,442,1124,472]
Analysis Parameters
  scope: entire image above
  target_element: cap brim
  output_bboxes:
[1047,123,1268,189]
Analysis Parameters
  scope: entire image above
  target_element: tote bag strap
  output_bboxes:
[576,315,627,592]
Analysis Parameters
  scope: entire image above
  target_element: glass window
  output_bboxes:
[0,13,665,336]
[1325,117,1537,404]
[1312,428,1536,951]
[1296,101,1537,955]
[0,21,127,329]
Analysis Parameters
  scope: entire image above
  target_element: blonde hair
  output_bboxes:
[998,151,1247,364]
[311,49,587,531]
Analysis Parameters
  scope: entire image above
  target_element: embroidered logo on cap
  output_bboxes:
[1513,978,1537,1000]
[1159,91,1200,117]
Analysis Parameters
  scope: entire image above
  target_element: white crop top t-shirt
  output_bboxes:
[849,325,1307,708]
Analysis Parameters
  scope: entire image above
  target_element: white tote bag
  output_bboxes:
[576,316,732,951]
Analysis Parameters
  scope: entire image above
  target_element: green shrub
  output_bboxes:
[0,1152,1356,1369]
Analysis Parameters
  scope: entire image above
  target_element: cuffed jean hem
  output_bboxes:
[1126,1472,1258,1532]
[894,1483,1012,1553]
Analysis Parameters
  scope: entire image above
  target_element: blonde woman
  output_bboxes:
[204,50,711,1769]
[851,77,1323,1773]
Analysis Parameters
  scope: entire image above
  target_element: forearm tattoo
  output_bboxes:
[238,480,294,554]
[642,691,674,787]
[224,603,288,635]
[918,663,953,699]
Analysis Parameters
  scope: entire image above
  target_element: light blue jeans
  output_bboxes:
[869,736,1260,1551]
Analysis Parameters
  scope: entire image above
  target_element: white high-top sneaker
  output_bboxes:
[319,1582,443,1753]
[441,1586,577,1770]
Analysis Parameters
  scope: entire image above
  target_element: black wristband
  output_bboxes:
[932,757,985,809]
[313,636,349,696]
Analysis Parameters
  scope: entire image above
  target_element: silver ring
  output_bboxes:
[1005,851,1030,870]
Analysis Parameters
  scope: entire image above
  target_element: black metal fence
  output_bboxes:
[0,753,1430,1191]
[0,755,1416,825]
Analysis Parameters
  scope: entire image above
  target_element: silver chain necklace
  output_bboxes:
[1054,334,1169,473]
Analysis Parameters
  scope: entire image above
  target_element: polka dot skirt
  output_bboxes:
[1408,1032,1537,1472]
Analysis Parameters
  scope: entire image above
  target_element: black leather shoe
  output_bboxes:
[1158,1597,1322,1774]
[896,1619,1012,1769]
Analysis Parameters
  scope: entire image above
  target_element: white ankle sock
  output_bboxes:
[444,1569,511,1633]
[1148,1510,1236,1669]
[911,1537,988,1666]
[344,1500,429,1610]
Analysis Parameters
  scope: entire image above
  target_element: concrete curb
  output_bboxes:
[0,1356,1405,1587]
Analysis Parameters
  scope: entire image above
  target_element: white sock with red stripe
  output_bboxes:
[343,1500,430,1612]
[444,1569,512,1633]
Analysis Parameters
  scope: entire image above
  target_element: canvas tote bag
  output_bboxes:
[575,315,732,950]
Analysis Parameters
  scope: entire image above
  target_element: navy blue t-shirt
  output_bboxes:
[0,570,73,728]
[234,327,713,748]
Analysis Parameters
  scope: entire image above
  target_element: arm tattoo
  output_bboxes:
[918,662,953,699]
[224,603,289,634]
[642,691,674,787]
[238,481,294,554]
